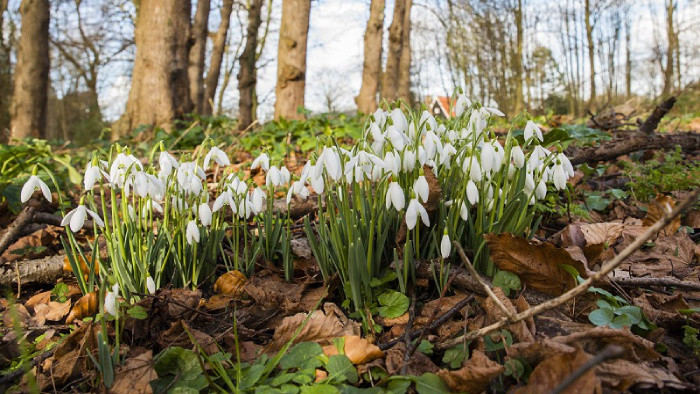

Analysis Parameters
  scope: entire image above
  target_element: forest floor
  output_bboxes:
[0,99,699,393]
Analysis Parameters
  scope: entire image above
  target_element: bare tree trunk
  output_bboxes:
[10,0,49,141]
[381,0,406,103]
[202,0,234,116]
[274,0,311,120]
[585,0,596,109]
[114,0,191,139]
[355,0,385,114]
[661,0,675,96]
[237,0,264,130]
[397,0,412,104]
[513,0,524,114]
[624,14,631,97]
[189,0,211,114]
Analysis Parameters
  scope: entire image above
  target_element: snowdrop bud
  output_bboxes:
[280,166,291,184]
[469,160,482,182]
[146,276,156,294]
[535,180,547,200]
[524,172,535,193]
[552,165,568,190]
[466,180,479,205]
[524,121,544,143]
[251,187,265,213]
[459,200,469,221]
[386,182,405,211]
[310,175,325,194]
[391,108,408,132]
[413,176,429,203]
[266,166,282,187]
[402,150,416,172]
[251,153,270,171]
[441,231,451,259]
[455,94,471,117]
[84,164,101,190]
[511,146,525,168]
[198,203,212,227]
[186,220,200,245]
[104,291,117,316]
[507,164,516,180]
[480,143,495,174]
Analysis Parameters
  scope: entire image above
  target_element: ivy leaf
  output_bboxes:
[492,270,521,296]
[442,345,468,369]
[588,308,614,327]
[378,291,409,319]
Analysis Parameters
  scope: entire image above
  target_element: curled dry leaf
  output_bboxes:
[32,299,71,325]
[111,350,158,394]
[62,254,98,275]
[552,326,658,363]
[596,359,686,391]
[512,348,601,394]
[385,342,438,376]
[437,350,504,393]
[25,290,52,312]
[214,270,246,298]
[66,291,98,324]
[485,233,589,296]
[643,194,681,235]
[322,335,384,365]
[482,287,534,343]
[560,222,624,265]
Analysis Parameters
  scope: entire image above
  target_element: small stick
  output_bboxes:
[551,345,625,394]
[613,277,700,292]
[438,187,698,350]
[400,289,417,375]
[0,206,35,258]
[455,241,515,321]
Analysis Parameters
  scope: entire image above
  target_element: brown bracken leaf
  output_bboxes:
[437,350,504,393]
[512,348,601,394]
[485,233,588,296]
[322,335,384,365]
[560,222,624,265]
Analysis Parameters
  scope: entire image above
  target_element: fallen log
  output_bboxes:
[0,254,67,288]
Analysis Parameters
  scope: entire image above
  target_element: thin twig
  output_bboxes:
[455,241,515,320]
[612,277,700,292]
[438,187,699,350]
[400,289,417,375]
[0,205,35,257]
[551,345,625,394]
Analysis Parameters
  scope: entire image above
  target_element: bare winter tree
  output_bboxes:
[237,0,264,130]
[381,0,406,103]
[397,0,412,104]
[10,0,50,140]
[113,0,191,139]
[189,0,211,113]
[355,0,385,114]
[274,0,311,120]
[202,0,235,115]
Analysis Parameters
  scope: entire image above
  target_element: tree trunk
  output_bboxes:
[355,0,385,114]
[381,0,406,103]
[237,0,264,131]
[189,0,211,114]
[114,0,191,139]
[513,0,524,114]
[661,0,675,96]
[625,15,631,97]
[397,0,412,104]
[584,0,596,108]
[202,0,234,116]
[10,0,49,141]
[274,0,311,120]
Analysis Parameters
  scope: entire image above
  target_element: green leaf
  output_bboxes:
[588,308,614,327]
[378,291,409,318]
[416,340,434,356]
[413,373,450,394]
[442,344,468,369]
[484,330,513,351]
[151,347,208,393]
[492,271,521,296]
[608,189,629,199]
[127,305,148,320]
[504,359,525,378]
[610,313,639,329]
[385,378,412,394]
[280,342,324,370]
[325,355,358,384]
[240,363,266,389]
[300,384,340,394]
[596,300,613,310]
[585,194,611,211]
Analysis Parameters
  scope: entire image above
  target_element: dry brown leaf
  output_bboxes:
[1,227,58,262]
[32,300,71,325]
[214,270,246,297]
[244,271,325,314]
[2,303,30,327]
[596,359,685,391]
[552,327,658,362]
[385,342,438,375]
[506,340,576,366]
[486,233,588,296]
[618,232,697,279]
[482,287,534,343]
[643,194,681,235]
[25,291,52,312]
[512,348,601,394]
[379,312,409,327]
[154,288,201,321]
[266,303,361,352]
[322,335,384,365]
[516,295,536,338]
[62,254,98,275]
[437,350,504,393]
[202,294,234,312]
[158,320,219,355]
[37,324,99,390]
[560,222,624,265]
[66,292,98,324]
[111,350,158,394]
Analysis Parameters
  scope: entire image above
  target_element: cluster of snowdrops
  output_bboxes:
[20,96,573,320]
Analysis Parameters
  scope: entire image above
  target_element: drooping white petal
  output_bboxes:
[511,146,525,168]
[70,205,87,233]
[251,153,270,171]
[20,176,38,203]
[535,180,547,200]
[104,291,118,316]
[86,208,105,228]
[466,180,479,205]
[440,233,451,259]
[413,176,429,203]
[198,203,212,226]
[146,276,156,294]
[186,220,200,245]
[387,182,405,211]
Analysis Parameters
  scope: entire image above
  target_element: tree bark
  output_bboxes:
[237,0,264,131]
[10,0,50,141]
[202,0,234,116]
[274,0,311,120]
[189,0,211,114]
[114,0,191,139]
[355,0,385,114]
[397,0,412,104]
[624,14,631,97]
[513,0,524,113]
[381,0,406,103]
[585,0,596,109]
[661,0,675,96]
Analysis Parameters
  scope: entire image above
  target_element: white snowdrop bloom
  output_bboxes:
[310,175,325,194]
[469,160,483,182]
[198,203,212,226]
[524,172,535,193]
[143,199,163,215]
[552,165,568,190]
[482,106,505,117]
[369,123,385,154]
[384,151,401,175]
[171,196,189,212]
[266,166,283,187]
[251,153,270,171]
[423,130,439,159]
[203,146,230,169]
[558,153,575,177]
[286,181,309,204]
[21,175,52,203]
[511,146,525,168]
[373,108,386,127]
[439,143,457,167]
[110,153,142,189]
[492,142,504,172]
[459,200,469,221]
[535,180,547,200]
[441,232,451,259]
[186,220,200,245]
[413,176,429,203]
[524,121,544,143]
[322,148,342,181]
[390,108,408,133]
[251,187,265,213]
[158,151,179,178]
[420,110,437,132]
[212,190,234,212]
[83,164,103,190]
[145,174,165,199]
[133,171,150,198]
[402,149,416,172]
[104,284,119,316]
[280,166,291,185]
[387,125,407,151]
[454,94,471,117]
[417,146,427,166]
[61,205,104,232]
[406,199,430,230]
[177,162,204,195]
[466,180,479,205]
[481,143,496,174]
[407,121,417,139]
[386,182,405,211]
[528,145,550,170]
[299,162,312,184]
[507,164,516,180]
[146,276,156,294]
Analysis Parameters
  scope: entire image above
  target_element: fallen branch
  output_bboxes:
[437,187,699,350]
[639,96,676,134]
[0,206,35,257]
[612,277,700,292]
[0,254,67,287]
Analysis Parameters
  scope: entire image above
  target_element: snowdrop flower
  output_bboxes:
[321,148,342,181]
[372,108,386,127]
[387,125,408,151]
[198,203,212,226]
[177,162,204,195]
[383,151,401,176]
[469,160,482,182]
[251,187,265,213]
[104,283,119,317]
[482,106,505,117]
[390,108,408,132]
[535,180,547,200]
[423,130,440,159]
[369,123,385,154]
[557,153,575,177]
[146,276,156,294]
[466,180,479,205]
[402,149,416,172]
[524,172,535,194]
[203,146,230,169]
[439,143,457,167]
[212,190,235,212]
[21,175,52,203]
[287,181,309,203]
[310,175,325,194]
[528,145,550,170]
[420,110,437,132]
[524,121,544,143]
[406,198,430,230]
[413,176,429,203]
[454,94,471,117]
[61,205,105,232]
[158,151,179,178]
[186,220,200,245]
[110,153,142,188]
[83,163,103,190]
[441,231,451,259]
[458,200,469,221]
[251,153,270,171]
[386,182,405,211]
[552,165,568,190]
[143,199,163,215]
[511,146,525,168]
[266,166,283,187]
[280,166,291,185]
[480,143,496,174]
